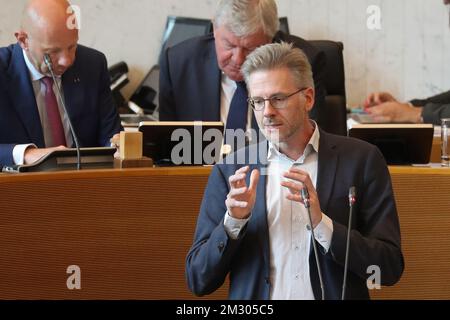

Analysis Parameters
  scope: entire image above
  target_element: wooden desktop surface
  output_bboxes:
[0,166,449,299]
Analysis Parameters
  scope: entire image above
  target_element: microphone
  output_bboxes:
[341,186,356,300]
[301,187,325,300]
[43,54,81,170]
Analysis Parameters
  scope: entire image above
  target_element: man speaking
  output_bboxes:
[186,43,404,300]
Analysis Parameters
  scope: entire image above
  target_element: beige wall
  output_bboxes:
[1,0,449,107]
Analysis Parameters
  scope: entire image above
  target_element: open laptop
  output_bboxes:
[138,121,224,166]
[2,147,116,173]
[349,124,434,164]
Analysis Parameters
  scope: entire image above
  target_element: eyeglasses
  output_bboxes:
[247,87,308,111]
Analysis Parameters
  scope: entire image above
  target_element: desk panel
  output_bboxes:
[0,167,224,299]
[0,166,449,299]
[371,166,450,299]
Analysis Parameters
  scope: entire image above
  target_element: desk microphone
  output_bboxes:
[301,187,325,300]
[341,186,356,300]
[43,54,81,170]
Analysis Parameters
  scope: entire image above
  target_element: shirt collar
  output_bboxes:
[267,120,320,163]
[22,49,45,81]
[221,72,238,88]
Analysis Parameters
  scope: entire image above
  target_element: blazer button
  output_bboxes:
[218,241,225,252]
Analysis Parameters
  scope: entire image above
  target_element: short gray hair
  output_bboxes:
[213,0,279,38]
[241,42,314,89]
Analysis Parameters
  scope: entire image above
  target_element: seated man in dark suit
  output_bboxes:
[186,42,403,299]
[363,91,450,125]
[363,0,450,125]
[159,0,326,140]
[0,0,121,167]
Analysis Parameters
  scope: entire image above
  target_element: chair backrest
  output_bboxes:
[309,40,347,136]
[158,16,213,65]
[279,17,290,35]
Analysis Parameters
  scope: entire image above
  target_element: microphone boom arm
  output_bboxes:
[43,54,82,170]
[301,187,325,300]
[341,186,356,300]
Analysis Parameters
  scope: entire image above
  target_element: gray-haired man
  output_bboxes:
[159,0,326,138]
[186,42,403,299]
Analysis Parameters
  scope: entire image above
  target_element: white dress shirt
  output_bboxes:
[12,50,73,165]
[224,121,333,300]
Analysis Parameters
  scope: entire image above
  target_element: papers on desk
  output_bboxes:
[347,114,441,138]
[120,113,157,128]
[411,163,443,168]
[347,108,378,130]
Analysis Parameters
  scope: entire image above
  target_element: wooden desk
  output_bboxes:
[430,136,442,163]
[371,166,450,299]
[0,166,449,299]
[0,167,219,300]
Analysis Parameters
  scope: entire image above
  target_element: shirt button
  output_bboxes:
[295,275,299,280]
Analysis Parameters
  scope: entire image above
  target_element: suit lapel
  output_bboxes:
[316,130,339,213]
[62,59,84,147]
[201,40,221,121]
[250,141,270,271]
[8,44,45,147]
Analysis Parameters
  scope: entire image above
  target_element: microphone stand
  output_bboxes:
[341,186,356,300]
[301,187,325,300]
[43,54,81,170]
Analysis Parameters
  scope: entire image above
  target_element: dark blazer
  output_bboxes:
[159,32,326,124]
[411,90,450,125]
[0,43,122,166]
[186,130,404,300]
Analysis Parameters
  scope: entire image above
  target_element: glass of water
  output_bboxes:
[441,118,450,167]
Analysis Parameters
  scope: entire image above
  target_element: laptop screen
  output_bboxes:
[138,121,224,166]
[349,124,434,165]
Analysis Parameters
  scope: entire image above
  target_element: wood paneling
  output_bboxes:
[0,166,449,299]
[0,167,226,299]
[371,166,450,299]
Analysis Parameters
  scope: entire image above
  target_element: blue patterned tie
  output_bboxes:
[226,81,248,132]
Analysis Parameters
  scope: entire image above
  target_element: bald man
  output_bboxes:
[0,0,122,167]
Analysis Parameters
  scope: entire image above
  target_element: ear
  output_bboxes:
[15,31,29,50]
[303,87,315,112]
